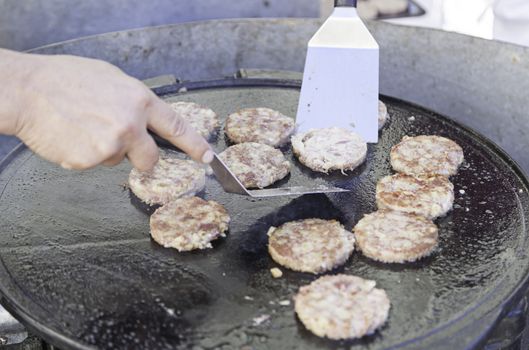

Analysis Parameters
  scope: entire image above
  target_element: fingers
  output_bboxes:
[62,132,158,171]
[126,131,160,171]
[146,98,213,163]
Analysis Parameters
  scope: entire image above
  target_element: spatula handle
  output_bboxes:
[335,0,357,7]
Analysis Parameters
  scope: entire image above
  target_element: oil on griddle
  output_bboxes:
[0,83,527,350]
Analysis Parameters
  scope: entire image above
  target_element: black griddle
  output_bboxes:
[0,78,529,350]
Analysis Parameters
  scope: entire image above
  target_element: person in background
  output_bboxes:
[0,48,214,171]
[493,0,529,47]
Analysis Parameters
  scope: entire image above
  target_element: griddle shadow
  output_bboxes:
[128,188,207,217]
[265,255,356,285]
[227,194,347,271]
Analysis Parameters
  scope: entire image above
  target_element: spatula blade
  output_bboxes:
[296,6,379,142]
[248,185,349,198]
[210,154,348,198]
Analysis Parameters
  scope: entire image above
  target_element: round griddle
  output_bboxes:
[0,78,529,350]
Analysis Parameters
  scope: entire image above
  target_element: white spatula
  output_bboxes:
[296,0,379,143]
[210,154,348,198]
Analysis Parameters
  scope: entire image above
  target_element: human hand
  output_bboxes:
[2,50,212,171]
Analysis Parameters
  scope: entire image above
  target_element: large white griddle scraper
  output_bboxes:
[296,0,379,142]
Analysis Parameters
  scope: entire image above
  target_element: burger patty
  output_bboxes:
[376,173,454,219]
[169,101,219,139]
[150,196,230,251]
[267,218,355,274]
[128,150,205,205]
[224,107,295,147]
[390,135,464,176]
[291,127,367,173]
[353,210,438,263]
[218,142,290,189]
[294,274,390,340]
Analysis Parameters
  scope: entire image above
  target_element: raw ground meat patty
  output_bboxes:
[390,135,464,176]
[218,142,290,188]
[376,173,454,219]
[354,210,438,263]
[291,127,367,173]
[150,197,230,251]
[267,219,355,274]
[294,274,390,340]
[169,101,219,139]
[128,150,205,205]
[224,107,295,147]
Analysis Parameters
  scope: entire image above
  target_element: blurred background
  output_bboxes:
[0,0,527,51]
[1,0,528,182]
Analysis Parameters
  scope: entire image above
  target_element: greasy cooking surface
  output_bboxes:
[0,80,528,350]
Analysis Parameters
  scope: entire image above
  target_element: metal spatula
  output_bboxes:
[296,0,379,143]
[210,154,348,198]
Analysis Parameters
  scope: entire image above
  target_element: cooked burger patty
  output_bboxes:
[294,274,390,340]
[267,219,355,274]
[218,142,290,188]
[291,127,367,173]
[378,100,389,130]
[150,197,230,251]
[354,210,438,263]
[128,151,205,205]
[390,135,464,176]
[225,107,295,147]
[169,101,219,139]
[376,173,454,219]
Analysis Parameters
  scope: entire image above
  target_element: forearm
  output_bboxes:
[0,48,35,135]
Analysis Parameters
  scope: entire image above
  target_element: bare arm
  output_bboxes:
[0,48,213,171]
